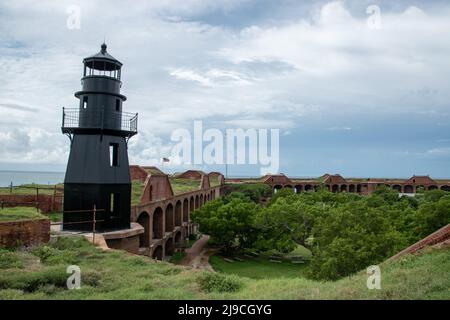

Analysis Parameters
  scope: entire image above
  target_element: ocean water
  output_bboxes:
[0,171,65,187]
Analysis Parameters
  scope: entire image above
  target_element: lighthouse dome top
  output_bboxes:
[83,43,122,71]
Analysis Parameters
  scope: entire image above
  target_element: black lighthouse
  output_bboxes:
[62,43,138,231]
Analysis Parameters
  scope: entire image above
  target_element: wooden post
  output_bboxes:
[36,187,39,212]
[52,185,56,212]
[92,204,96,245]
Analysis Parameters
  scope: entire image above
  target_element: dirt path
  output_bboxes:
[181,235,217,271]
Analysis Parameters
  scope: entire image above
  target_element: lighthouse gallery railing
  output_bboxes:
[62,107,138,135]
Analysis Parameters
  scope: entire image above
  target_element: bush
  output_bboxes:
[225,184,271,203]
[0,267,67,292]
[197,272,243,293]
[32,245,77,265]
[0,249,23,269]
[51,236,92,250]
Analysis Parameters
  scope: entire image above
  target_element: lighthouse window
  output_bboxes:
[110,193,120,216]
[83,97,88,109]
[115,99,120,112]
[109,143,119,167]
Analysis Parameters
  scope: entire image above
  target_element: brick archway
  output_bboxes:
[165,238,174,256]
[152,245,163,260]
[137,211,150,247]
[153,207,163,239]
[183,198,189,223]
[175,201,182,226]
[174,231,182,245]
[165,203,174,232]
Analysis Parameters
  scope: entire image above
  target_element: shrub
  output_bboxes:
[0,249,23,269]
[198,272,243,293]
[32,245,77,265]
[0,267,67,292]
[51,236,92,250]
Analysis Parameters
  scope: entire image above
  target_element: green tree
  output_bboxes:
[191,196,260,254]
[309,202,407,280]
[415,195,450,238]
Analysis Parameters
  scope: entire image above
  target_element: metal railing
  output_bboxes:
[62,107,138,134]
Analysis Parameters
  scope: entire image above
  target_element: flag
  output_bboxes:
[162,157,170,162]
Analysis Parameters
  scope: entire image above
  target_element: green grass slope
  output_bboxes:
[0,237,448,300]
[0,207,47,222]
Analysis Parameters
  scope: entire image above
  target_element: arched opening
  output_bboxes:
[165,203,174,232]
[404,185,414,193]
[152,245,163,260]
[323,184,330,191]
[211,191,215,199]
[273,185,283,193]
[165,238,174,257]
[153,207,164,239]
[183,198,189,223]
[149,185,153,202]
[295,185,302,193]
[174,231,182,246]
[392,185,402,192]
[195,195,199,209]
[428,185,438,190]
[340,185,347,192]
[349,184,355,193]
[441,186,450,192]
[175,201,182,226]
[332,184,339,193]
[137,212,150,247]
[207,194,210,201]
[314,185,320,191]
[356,184,362,193]
[190,196,194,213]
[416,185,425,193]
[200,194,204,207]
[304,185,313,192]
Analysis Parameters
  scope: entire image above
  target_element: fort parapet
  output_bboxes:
[230,173,450,195]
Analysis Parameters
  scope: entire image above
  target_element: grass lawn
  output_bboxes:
[0,207,47,222]
[0,236,449,299]
[45,212,63,222]
[210,255,309,279]
[209,176,221,187]
[0,183,63,196]
[131,180,145,205]
[169,178,200,195]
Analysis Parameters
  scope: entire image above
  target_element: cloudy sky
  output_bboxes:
[0,0,449,178]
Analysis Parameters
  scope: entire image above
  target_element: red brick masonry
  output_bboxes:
[388,224,450,260]
[0,194,62,213]
[0,218,50,247]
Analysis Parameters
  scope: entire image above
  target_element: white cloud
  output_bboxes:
[0,0,450,170]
